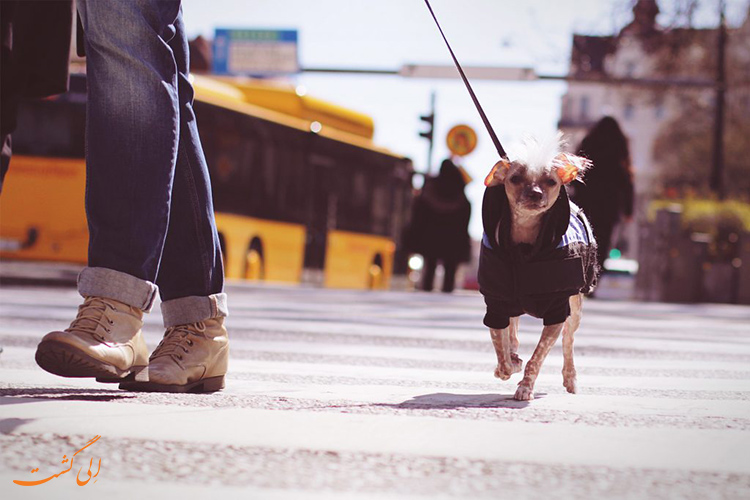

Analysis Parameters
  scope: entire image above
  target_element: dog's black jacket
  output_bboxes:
[478,185,598,329]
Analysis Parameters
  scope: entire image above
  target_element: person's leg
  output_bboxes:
[0,134,10,193]
[0,1,17,194]
[156,7,225,325]
[81,0,182,292]
[441,259,458,293]
[121,7,228,393]
[421,256,437,291]
[591,219,614,272]
[36,0,206,385]
[37,0,181,382]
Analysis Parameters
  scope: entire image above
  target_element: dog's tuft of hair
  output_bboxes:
[509,132,567,176]
[484,131,592,188]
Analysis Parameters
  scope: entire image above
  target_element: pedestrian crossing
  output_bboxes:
[1,283,749,499]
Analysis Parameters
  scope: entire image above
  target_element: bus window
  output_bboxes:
[342,168,371,234]
[261,141,277,205]
[372,181,391,236]
[275,141,306,223]
[13,100,85,158]
[197,102,255,216]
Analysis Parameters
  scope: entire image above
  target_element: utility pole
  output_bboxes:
[710,0,727,200]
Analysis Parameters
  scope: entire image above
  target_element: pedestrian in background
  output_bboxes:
[35,0,229,393]
[405,158,472,293]
[570,116,634,272]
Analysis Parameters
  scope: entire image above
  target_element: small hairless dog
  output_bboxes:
[478,134,599,401]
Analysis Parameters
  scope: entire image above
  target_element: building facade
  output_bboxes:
[558,0,750,260]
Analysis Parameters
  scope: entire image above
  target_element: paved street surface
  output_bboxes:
[1,281,749,500]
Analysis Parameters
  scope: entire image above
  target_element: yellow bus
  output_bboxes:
[0,74,414,289]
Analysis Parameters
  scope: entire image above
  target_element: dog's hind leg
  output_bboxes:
[509,316,523,373]
[562,294,583,394]
[514,322,564,401]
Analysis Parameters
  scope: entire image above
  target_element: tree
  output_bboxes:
[652,2,750,198]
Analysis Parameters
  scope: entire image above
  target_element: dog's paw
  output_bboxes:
[514,384,534,401]
[511,353,523,374]
[494,365,511,380]
[563,376,578,394]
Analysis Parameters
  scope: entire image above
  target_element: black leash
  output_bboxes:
[423,0,508,159]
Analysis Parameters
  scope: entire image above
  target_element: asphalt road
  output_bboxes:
[1,282,749,500]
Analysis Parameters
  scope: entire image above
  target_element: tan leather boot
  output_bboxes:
[36,296,149,382]
[120,317,228,393]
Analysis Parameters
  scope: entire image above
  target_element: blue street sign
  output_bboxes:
[212,29,299,77]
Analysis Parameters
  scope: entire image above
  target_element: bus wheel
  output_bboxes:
[244,238,264,281]
[368,253,384,290]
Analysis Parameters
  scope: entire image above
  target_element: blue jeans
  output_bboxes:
[76,0,226,327]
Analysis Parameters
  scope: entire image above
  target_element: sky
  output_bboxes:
[181,0,748,239]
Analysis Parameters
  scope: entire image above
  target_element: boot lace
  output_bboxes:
[151,322,205,361]
[65,297,116,342]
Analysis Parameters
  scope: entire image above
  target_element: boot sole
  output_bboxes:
[35,340,146,383]
[119,374,225,393]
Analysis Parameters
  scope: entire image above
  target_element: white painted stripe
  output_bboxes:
[3,399,749,474]
[4,336,750,374]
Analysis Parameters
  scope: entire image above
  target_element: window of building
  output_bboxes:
[624,102,635,120]
[580,96,590,121]
[654,98,665,119]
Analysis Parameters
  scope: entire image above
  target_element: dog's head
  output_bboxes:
[484,134,591,217]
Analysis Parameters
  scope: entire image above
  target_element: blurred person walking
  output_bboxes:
[406,158,472,293]
[34,0,229,393]
[1,0,75,358]
[0,1,74,193]
[570,116,634,272]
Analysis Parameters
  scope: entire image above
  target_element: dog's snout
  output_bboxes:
[524,185,544,202]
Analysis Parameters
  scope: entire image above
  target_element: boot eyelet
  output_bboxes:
[187,340,193,346]
[177,354,183,360]
[108,319,114,325]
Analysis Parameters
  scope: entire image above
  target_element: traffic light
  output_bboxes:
[419,112,434,142]
[419,91,436,173]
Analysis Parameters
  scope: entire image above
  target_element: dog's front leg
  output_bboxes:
[509,316,523,373]
[514,322,564,401]
[490,327,515,380]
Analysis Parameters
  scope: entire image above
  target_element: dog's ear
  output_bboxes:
[553,153,592,184]
[484,158,511,187]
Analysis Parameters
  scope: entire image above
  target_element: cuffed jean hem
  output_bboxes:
[78,267,158,312]
[160,293,228,328]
